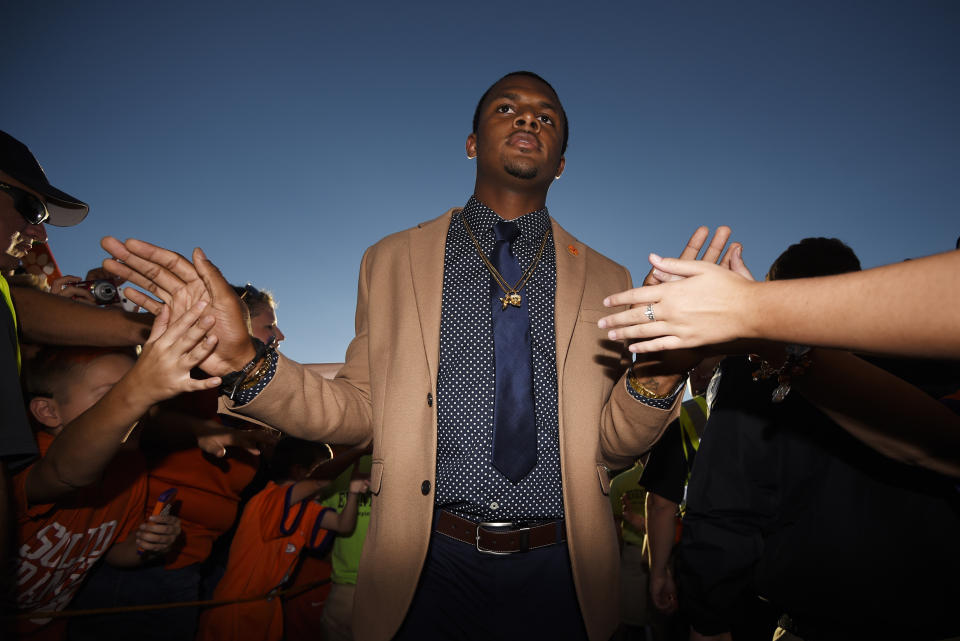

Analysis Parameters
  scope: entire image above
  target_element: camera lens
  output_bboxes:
[91,281,118,302]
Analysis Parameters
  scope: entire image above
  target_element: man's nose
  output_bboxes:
[274,326,286,342]
[514,110,540,131]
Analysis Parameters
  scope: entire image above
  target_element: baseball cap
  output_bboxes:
[0,130,88,227]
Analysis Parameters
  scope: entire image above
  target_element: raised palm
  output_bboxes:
[101,237,255,376]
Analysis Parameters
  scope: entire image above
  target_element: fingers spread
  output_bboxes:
[126,238,203,286]
[649,255,710,278]
[122,286,164,315]
[700,226,732,264]
[679,226,710,260]
[154,300,211,350]
[104,257,173,303]
[105,238,200,304]
[184,333,219,370]
[146,305,171,345]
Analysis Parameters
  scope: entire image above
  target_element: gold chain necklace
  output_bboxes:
[461,211,551,311]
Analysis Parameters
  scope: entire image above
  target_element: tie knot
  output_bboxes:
[493,220,520,243]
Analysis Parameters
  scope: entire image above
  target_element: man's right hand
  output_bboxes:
[101,237,254,376]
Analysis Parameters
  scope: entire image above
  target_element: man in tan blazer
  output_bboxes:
[102,72,687,641]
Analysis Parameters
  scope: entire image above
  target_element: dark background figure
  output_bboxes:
[675,238,960,641]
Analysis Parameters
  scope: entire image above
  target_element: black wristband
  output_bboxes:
[220,337,269,400]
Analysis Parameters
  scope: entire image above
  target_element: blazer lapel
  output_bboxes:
[552,220,587,389]
[408,208,458,383]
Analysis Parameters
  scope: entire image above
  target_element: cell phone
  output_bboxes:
[138,488,178,555]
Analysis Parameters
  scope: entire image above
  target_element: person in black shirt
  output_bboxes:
[675,239,960,641]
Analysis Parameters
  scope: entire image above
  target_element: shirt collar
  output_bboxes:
[460,195,551,248]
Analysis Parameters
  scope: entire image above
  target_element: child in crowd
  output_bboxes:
[66,280,278,641]
[12,302,219,639]
[197,437,369,641]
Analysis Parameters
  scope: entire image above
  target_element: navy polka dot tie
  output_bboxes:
[490,220,537,483]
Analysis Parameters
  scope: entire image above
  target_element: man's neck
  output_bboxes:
[473,182,549,221]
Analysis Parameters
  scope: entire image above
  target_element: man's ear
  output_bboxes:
[466,133,477,160]
[29,397,62,429]
[554,156,566,180]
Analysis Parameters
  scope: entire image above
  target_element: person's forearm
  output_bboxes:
[27,375,153,504]
[327,491,361,535]
[792,348,960,476]
[12,286,152,346]
[645,493,678,573]
[750,251,960,358]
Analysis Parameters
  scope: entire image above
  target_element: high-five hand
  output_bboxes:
[101,237,255,376]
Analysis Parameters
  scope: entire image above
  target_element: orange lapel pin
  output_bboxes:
[567,244,579,256]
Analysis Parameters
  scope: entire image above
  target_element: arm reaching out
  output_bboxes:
[601,249,960,359]
[25,302,221,505]
[318,478,370,535]
[11,285,151,346]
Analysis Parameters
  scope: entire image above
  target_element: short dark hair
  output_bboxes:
[472,71,569,155]
[768,237,861,281]
[269,436,333,481]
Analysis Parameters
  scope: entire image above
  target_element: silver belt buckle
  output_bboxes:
[475,521,530,555]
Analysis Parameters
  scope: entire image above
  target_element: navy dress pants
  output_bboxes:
[393,527,589,641]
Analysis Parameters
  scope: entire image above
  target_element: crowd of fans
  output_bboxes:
[2,120,958,641]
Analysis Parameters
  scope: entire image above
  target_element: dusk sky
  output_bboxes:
[5,1,958,363]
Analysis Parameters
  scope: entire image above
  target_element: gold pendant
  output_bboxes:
[500,292,522,310]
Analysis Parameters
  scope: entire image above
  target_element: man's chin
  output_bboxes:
[503,162,539,180]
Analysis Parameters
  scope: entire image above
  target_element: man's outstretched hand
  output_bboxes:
[101,237,255,376]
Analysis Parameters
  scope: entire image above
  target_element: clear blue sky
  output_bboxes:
[4,1,958,363]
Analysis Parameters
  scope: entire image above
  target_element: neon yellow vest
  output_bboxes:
[0,275,20,372]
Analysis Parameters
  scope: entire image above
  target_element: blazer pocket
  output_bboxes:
[370,460,384,496]
[577,308,609,325]
[596,463,612,495]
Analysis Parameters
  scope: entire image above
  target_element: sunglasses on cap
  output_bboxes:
[239,283,262,302]
[0,181,49,225]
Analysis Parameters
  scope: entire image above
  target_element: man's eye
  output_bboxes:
[538,115,554,125]
[496,104,514,114]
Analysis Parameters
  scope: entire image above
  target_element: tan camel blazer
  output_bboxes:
[225,209,679,641]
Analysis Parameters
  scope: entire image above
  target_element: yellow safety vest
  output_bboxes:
[0,274,20,372]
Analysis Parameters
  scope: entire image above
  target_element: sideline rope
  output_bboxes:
[6,577,330,621]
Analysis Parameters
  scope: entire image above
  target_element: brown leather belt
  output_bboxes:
[435,510,566,555]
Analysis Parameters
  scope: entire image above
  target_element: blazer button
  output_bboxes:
[421,480,431,495]
[427,392,433,407]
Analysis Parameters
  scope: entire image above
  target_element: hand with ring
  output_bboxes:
[598,226,743,347]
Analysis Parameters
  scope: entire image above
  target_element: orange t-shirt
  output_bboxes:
[13,432,147,635]
[145,388,259,569]
[146,447,258,569]
[282,551,333,641]
[196,481,333,641]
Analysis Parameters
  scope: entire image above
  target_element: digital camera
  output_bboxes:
[73,279,121,305]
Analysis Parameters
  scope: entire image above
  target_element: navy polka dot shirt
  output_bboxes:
[435,196,562,522]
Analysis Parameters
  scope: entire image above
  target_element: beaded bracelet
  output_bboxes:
[221,338,275,401]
